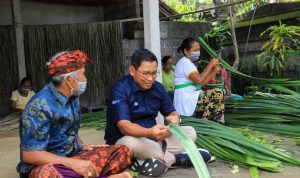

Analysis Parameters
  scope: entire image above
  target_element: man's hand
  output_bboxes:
[165,115,180,124]
[80,144,108,151]
[67,158,99,178]
[150,125,170,141]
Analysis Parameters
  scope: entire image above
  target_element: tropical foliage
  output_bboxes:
[235,0,268,16]
[257,21,300,76]
[165,0,203,22]
[199,36,300,96]
[204,21,231,50]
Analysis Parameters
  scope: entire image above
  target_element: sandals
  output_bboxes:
[174,148,211,167]
[129,158,167,177]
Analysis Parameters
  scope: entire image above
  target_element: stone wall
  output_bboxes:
[122,21,212,73]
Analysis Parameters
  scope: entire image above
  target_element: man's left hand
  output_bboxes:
[80,144,108,151]
[165,115,180,124]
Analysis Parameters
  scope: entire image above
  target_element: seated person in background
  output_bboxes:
[209,67,243,101]
[17,50,131,178]
[105,49,211,177]
[0,77,35,131]
[209,67,231,95]
[11,77,35,113]
[174,37,225,124]
[162,55,175,103]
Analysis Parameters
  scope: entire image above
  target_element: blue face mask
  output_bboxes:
[68,77,87,96]
[73,81,87,96]
[190,51,200,62]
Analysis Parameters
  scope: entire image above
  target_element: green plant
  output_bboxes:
[204,21,231,50]
[165,0,203,22]
[257,21,300,77]
[198,36,300,95]
[235,0,268,16]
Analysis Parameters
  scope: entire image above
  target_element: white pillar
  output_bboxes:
[11,0,26,81]
[143,0,162,82]
[143,0,164,124]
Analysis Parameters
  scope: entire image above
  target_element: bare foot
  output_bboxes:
[219,113,225,124]
[108,171,132,178]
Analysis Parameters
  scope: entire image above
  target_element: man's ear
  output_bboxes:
[64,75,73,86]
[129,65,135,77]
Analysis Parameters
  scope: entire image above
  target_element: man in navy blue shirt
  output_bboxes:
[105,49,211,177]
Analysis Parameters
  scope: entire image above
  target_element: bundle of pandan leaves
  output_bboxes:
[181,118,300,178]
[81,111,107,130]
[225,92,300,137]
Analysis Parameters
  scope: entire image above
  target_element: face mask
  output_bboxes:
[20,88,31,92]
[189,51,200,62]
[68,77,87,96]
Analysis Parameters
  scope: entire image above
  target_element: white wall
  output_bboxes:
[0,0,103,25]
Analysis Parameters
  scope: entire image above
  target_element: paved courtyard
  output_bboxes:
[0,129,299,178]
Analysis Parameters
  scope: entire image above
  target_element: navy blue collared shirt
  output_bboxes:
[105,75,175,144]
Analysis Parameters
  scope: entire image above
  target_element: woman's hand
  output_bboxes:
[80,144,108,151]
[215,64,222,72]
[209,59,222,73]
[208,58,220,67]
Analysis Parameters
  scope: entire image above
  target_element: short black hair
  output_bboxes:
[131,49,158,69]
[177,37,198,55]
[162,56,172,64]
[20,77,32,86]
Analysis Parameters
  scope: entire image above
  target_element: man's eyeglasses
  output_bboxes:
[136,69,160,78]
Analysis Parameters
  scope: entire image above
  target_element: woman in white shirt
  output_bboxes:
[11,77,35,113]
[174,37,225,123]
[0,77,35,131]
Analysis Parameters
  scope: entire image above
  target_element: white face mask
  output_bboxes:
[20,88,31,92]
[190,51,201,62]
[67,75,87,96]
[72,80,87,96]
